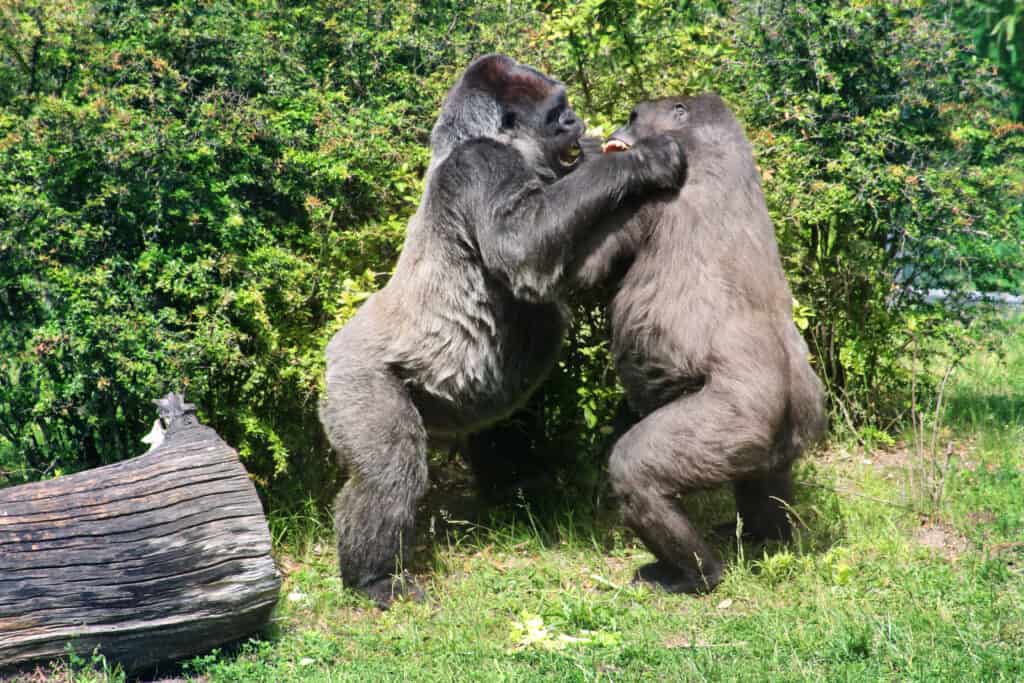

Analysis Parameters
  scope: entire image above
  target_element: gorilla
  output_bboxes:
[319,55,686,607]
[574,93,828,594]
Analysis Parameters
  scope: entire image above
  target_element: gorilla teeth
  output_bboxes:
[602,139,631,154]
[559,143,582,168]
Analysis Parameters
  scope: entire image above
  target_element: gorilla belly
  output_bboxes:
[611,275,709,416]
[399,298,567,434]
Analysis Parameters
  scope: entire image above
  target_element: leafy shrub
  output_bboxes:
[1,0,1019,505]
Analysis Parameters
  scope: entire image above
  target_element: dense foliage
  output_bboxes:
[1,1,1021,504]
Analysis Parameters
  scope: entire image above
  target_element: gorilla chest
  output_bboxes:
[403,292,567,431]
[609,254,711,412]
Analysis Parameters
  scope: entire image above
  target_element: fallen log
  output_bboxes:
[0,393,281,673]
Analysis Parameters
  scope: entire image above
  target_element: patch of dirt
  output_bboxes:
[276,553,304,576]
[966,510,997,525]
[863,445,915,470]
[602,555,634,576]
[836,438,978,474]
[663,634,749,649]
[986,541,1024,575]
[913,520,970,561]
[664,633,700,648]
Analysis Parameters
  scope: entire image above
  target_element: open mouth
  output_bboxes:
[559,141,582,168]
[602,138,631,154]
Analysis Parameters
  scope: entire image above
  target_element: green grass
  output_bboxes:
[40,325,1024,682]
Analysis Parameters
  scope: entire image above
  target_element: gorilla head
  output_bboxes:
[602,94,754,188]
[430,54,584,178]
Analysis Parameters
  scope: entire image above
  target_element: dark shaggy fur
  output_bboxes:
[319,55,686,608]
[575,94,828,594]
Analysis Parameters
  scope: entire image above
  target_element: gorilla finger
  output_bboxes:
[633,134,687,190]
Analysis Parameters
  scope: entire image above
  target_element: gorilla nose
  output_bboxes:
[559,110,577,128]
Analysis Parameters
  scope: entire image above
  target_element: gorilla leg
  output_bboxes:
[609,337,789,594]
[320,365,429,608]
[719,327,824,543]
[731,465,794,542]
[608,403,728,594]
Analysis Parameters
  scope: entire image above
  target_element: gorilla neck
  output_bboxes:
[677,124,750,186]
[510,138,557,182]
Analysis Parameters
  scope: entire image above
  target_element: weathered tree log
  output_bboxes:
[0,394,281,673]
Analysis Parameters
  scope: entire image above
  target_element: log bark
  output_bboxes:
[0,394,281,673]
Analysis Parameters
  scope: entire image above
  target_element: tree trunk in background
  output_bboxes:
[0,394,281,674]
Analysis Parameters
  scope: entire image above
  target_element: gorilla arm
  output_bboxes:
[452,136,684,302]
[569,201,648,291]
[569,138,679,291]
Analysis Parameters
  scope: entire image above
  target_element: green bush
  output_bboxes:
[1,0,1020,504]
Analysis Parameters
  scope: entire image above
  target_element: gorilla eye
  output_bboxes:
[673,103,689,119]
[546,107,561,125]
[501,111,516,129]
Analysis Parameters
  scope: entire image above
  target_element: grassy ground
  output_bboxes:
[28,324,1024,682]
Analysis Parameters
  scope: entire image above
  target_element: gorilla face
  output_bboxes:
[433,54,585,178]
[602,93,730,153]
[501,83,584,175]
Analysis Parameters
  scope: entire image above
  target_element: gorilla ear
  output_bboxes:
[673,102,690,121]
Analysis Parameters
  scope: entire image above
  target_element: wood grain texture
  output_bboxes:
[0,401,281,672]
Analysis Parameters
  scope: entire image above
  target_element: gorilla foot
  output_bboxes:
[632,560,722,595]
[358,572,426,610]
[713,519,792,543]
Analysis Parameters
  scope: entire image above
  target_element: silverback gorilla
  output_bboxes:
[319,55,686,607]
[576,93,828,594]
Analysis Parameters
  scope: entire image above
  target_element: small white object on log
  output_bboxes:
[141,418,165,452]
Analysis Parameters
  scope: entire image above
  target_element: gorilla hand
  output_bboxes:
[626,134,687,192]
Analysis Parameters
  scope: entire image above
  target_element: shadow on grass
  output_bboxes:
[944,320,1024,430]
[410,448,845,580]
[945,392,1024,429]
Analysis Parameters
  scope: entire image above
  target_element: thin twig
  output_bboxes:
[796,479,914,511]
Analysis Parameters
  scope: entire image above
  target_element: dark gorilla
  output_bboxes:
[575,94,828,594]
[319,55,686,607]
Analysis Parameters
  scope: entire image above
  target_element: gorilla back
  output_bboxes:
[579,93,827,595]
[319,55,686,607]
